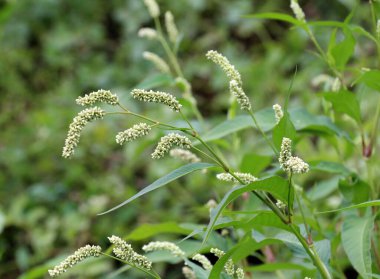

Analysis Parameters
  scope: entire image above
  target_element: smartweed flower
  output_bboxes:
[236,268,245,279]
[192,254,212,270]
[152,133,192,159]
[229,80,251,111]
[62,107,105,158]
[276,200,286,210]
[143,0,160,18]
[272,104,284,124]
[116,123,151,145]
[169,148,200,163]
[210,248,235,276]
[279,137,309,174]
[182,266,196,279]
[216,172,257,184]
[290,0,306,22]
[286,156,309,174]
[331,77,341,92]
[76,89,118,106]
[206,50,242,86]
[48,245,101,277]
[165,11,178,43]
[142,241,185,257]
[143,51,170,74]
[131,89,182,112]
[138,27,158,40]
[279,137,292,168]
[108,235,152,269]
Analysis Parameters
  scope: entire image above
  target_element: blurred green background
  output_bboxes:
[0,0,371,278]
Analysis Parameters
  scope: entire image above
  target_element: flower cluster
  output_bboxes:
[76,89,118,106]
[108,235,152,270]
[210,248,235,276]
[116,123,151,145]
[192,254,212,270]
[229,80,251,111]
[143,51,170,74]
[290,0,306,22]
[138,27,158,40]
[151,133,192,159]
[142,241,185,257]
[279,137,309,174]
[169,148,200,163]
[182,266,196,279]
[48,245,102,277]
[131,89,182,112]
[143,0,159,18]
[206,50,242,86]
[62,107,105,158]
[273,104,284,124]
[276,199,286,210]
[165,11,178,43]
[216,172,257,184]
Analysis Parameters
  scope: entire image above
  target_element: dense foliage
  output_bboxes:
[1,0,379,278]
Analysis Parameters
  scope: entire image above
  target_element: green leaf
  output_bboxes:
[342,215,374,279]
[318,200,380,214]
[356,70,380,92]
[309,160,352,176]
[135,74,174,90]
[242,211,291,232]
[289,108,348,138]
[246,262,312,272]
[99,163,215,215]
[244,12,302,26]
[126,222,192,241]
[202,176,289,245]
[201,109,275,142]
[240,154,272,176]
[323,91,361,123]
[307,177,340,201]
[201,108,347,143]
[272,112,296,150]
[329,28,355,71]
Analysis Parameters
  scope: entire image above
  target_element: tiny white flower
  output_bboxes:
[206,50,242,86]
[143,51,170,74]
[142,241,185,257]
[169,148,200,163]
[229,80,251,111]
[272,104,284,124]
[152,133,192,159]
[290,0,306,22]
[116,123,151,145]
[165,11,178,43]
[48,245,102,277]
[143,0,160,18]
[138,27,158,40]
[131,89,182,112]
[182,266,196,279]
[192,254,212,270]
[76,89,118,106]
[216,172,257,184]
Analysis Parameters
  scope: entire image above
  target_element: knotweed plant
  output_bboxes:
[52,0,380,278]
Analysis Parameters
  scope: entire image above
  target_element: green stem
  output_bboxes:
[287,174,293,222]
[288,225,332,279]
[295,188,312,244]
[154,17,183,78]
[248,110,278,155]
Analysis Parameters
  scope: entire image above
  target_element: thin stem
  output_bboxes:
[287,174,293,222]
[154,17,183,77]
[100,252,161,279]
[248,110,278,155]
[180,110,196,130]
[191,145,223,167]
[288,225,332,279]
[370,97,380,153]
[295,188,312,244]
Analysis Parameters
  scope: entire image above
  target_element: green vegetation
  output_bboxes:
[1,0,380,278]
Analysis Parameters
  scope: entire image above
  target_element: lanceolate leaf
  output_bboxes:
[342,215,374,279]
[323,90,361,123]
[317,200,380,214]
[126,222,192,241]
[244,12,302,26]
[201,108,346,143]
[202,176,289,246]
[99,163,215,215]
